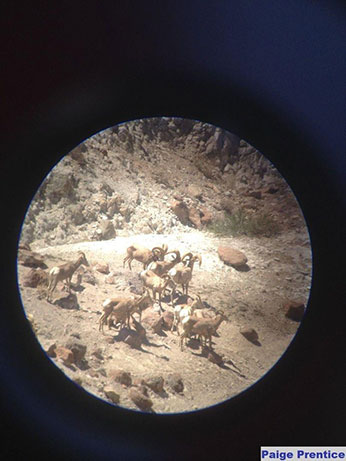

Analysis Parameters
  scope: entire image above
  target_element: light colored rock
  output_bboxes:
[104,386,120,404]
[240,327,259,343]
[284,301,305,321]
[129,388,153,412]
[217,246,248,269]
[23,268,48,288]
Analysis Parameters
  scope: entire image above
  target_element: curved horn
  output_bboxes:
[181,252,193,263]
[194,254,202,266]
[166,250,181,262]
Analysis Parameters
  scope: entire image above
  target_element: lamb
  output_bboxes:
[180,310,227,351]
[47,251,89,302]
[123,244,168,271]
[171,294,204,335]
[139,270,176,312]
[168,253,202,296]
[98,289,153,333]
[146,250,181,277]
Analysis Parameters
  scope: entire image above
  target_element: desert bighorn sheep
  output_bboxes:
[171,294,204,335]
[168,252,202,296]
[98,289,153,333]
[123,243,168,270]
[47,251,89,302]
[180,310,227,351]
[147,249,182,277]
[139,270,176,312]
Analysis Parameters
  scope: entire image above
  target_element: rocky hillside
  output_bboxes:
[17,117,312,414]
[20,117,306,247]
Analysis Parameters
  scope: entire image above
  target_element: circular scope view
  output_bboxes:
[17,117,312,413]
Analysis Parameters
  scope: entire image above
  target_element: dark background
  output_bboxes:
[1,1,345,459]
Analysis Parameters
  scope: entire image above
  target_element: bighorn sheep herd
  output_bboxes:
[45,242,228,353]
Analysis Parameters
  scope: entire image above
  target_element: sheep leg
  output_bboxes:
[47,276,58,302]
[66,277,72,293]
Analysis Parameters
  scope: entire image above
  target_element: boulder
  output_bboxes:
[55,346,75,366]
[18,250,47,269]
[240,327,259,343]
[141,311,164,334]
[106,195,123,217]
[246,190,262,200]
[187,185,203,200]
[161,311,174,331]
[170,200,190,225]
[43,172,76,204]
[284,301,305,321]
[103,386,120,404]
[64,338,87,363]
[80,269,97,285]
[165,373,184,394]
[116,327,144,349]
[108,369,132,387]
[105,272,116,284]
[95,263,110,274]
[218,246,248,269]
[129,388,153,412]
[99,220,116,240]
[22,268,48,288]
[143,376,164,394]
[220,197,234,215]
[188,207,202,229]
[200,207,213,226]
[46,343,57,358]
[53,293,79,310]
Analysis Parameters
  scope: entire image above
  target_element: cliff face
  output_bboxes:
[20,117,306,247]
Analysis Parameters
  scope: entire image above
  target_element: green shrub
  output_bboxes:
[207,208,280,237]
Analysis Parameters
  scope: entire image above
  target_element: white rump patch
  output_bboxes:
[49,266,60,275]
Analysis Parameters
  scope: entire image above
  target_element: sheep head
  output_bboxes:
[77,251,89,267]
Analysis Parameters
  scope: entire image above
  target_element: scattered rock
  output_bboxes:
[240,327,259,343]
[161,311,174,331]
[18,250,47,269]
[246,190,262,200]
[188,207,202,229]
[218,246,248,269]
[26,313,38,333]
[143,376,164,394]
[22,268,48,288]
[284,301,305,321]
[91,349,104,360]
[170,200,190,225]
[165,373,184,394]
[104,386,120,404]
[55,346,75,366]
[105,272,116,284]
[64,338,87,363]
[53,293,79,310]
[46,343,57,358]
[264,185,279,194]
[95,263,110,274]
[116,327,144,349]
[200,207,213,226]
[220,198,234,215]
[129,388,153,412]
[108,369,132,387]
[99,219,116,240]
[141,311,164,334]
[187,185,203,200]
